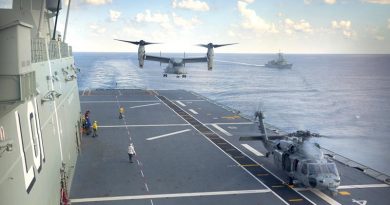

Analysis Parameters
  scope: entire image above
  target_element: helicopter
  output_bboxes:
[114,39,236,77]
[240,111,341,195]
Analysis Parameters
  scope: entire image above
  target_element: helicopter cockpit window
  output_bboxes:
[308,163,339,175]
[326,163,339,175]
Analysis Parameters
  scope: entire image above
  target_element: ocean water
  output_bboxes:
[75,52,390,175]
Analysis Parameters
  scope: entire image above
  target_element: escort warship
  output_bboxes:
[1,1,390,205]
[265,52,293,69]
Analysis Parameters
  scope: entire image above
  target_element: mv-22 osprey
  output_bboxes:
[240,111,341,195]
[114,39,236,77]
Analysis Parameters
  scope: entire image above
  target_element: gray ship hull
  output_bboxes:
[70,89,390,205]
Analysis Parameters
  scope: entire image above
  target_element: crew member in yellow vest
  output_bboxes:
[119,106,125,119]
[92,121,98,137]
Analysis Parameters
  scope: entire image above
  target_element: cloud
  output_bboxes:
[172,0,210,11]
[363,0,390,4]
[172,13,201,29]
[332,20,354,38]
[89,24,106,35]
[237,1,278,33]
[284,18,313,34]
[81,0,112,5]
[304,0,312,5]
[324,0,336,4]
[135,10,173,30]
[332,20,351,30]
[109,10,121,22]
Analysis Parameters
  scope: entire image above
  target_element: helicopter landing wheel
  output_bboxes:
[163,74,167,77]
[288,177,294,185]
[176,75,180,78]
[182,75,186,78]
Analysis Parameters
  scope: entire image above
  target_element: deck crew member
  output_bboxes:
[119,106,125,119]
[128,143,136,163]
[92,121,98,137]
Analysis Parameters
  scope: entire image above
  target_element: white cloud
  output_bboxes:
[363,0,390,4]
[172,0,210,11]
[109,10,121,22]
[241,0,255,2]
[284,18,313,34]
[172,13,201,29]
[89,24,106,35]
[304,0,312,4]
[324,0,336,4]
[332,20,354,38]
[82,0,112,5]
[135,10,173,30]
[237,1,278,33]
[332,20,351,30]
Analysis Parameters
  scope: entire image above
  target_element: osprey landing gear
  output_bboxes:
[182,74,186,78]
[163,73,167,77]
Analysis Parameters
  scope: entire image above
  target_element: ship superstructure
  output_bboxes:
[265,52,293,69]
[0,0,80,204]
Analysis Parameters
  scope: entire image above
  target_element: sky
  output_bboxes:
[51,0,390,53]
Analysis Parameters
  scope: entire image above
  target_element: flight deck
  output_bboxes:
[70,89,390,205]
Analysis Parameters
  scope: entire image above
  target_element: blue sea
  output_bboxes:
[75,52,390,175]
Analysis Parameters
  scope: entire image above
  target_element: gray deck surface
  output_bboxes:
[70,89,390,205]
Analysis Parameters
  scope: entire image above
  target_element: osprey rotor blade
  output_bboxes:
[143,42,160,45]
[213,43,238,48]
[114,39,140,45]
[196,44,209,48]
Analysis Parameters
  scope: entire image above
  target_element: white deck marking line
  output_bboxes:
[150,199,154,205]
[204,122,254,125]
[294,183,390,192]
[176,100,186,106]
[310,188,341,205]
[145,183,149,192]
[140,170,144,177]
[99,124,190,128]
[129,103,160,109]
[70,189,271,203]
[211,124,233,136]
[189,109,198,114]
[81,100,160,104]
[146,129,191,141]
[338,184,390,189]
[241,144,264,156]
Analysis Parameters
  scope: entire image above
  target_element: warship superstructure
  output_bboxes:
[0,0,80,204]
[265,52,293,69]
